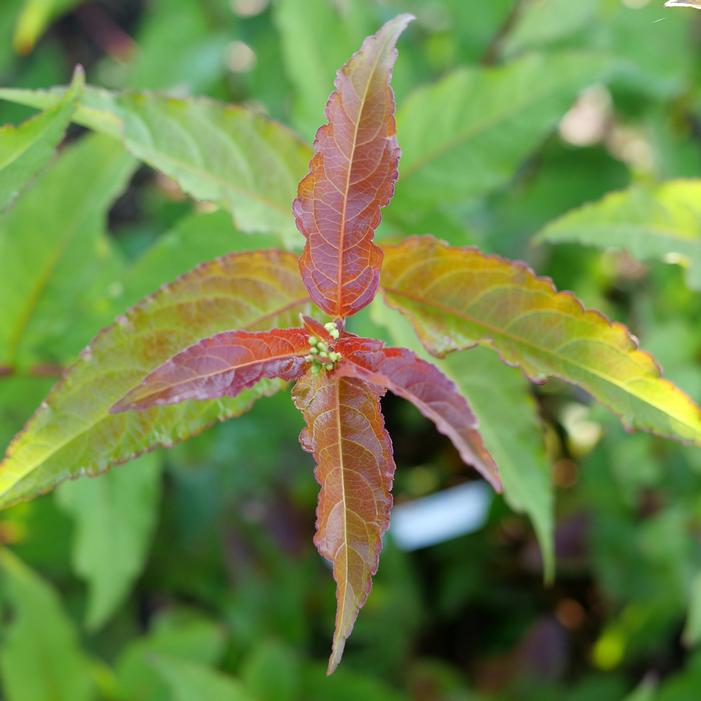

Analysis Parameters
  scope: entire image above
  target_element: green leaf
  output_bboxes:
[684,570,701,647]
[274,0,373,138]
[0,1,22,71]
[657,652,701,701]
[623,679,657,701]
[0,66,81,211]
[153,657,255,701]
[0,549,95,701]
[608,1,692,99]
[381,236,701,445]
[370,298,554,579]
[536,180,701,290]
[56,453,162,630]
[115,608,227,701]
[0,376,53,451]
[0,133,137,366]
[441,349,555,580]
[301,662,408,701]
[241,640,300,701]
[393,52,611,213]
[502,0,600,57]
[123,0,227,92]
[0,84,312,244]
[0,249,311,509]
[13,0,85,54]
[119,210,278,309]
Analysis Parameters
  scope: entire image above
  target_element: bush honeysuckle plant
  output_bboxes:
[3,13,701,676]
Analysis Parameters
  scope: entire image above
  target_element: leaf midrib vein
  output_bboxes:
[381,285,698,429]
[126,342,306,405]
[333,377,350,645]
[335,34,391,316]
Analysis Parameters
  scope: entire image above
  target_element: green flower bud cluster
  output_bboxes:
[323,321,340,340]
[305,324,342,374]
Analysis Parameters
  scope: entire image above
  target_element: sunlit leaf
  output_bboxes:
[370,299,555,579]
[393,52,610,213]
[0,66,81,211]
[0,549,95,701]
[381,236,701,444]
[294,14,413,318]
[0,85,311,244]
[113,328,311,411]
[0,133,135,366]
[0,250,311,509]
[536,180,701,290]
[335,335,500,490]
[56,453,162,630]
[292,371,395,674]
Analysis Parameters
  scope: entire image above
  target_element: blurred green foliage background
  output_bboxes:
[2,0,701,699]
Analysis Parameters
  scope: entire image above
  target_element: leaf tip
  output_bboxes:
[71,64,86,89]
[385,12,416,31]
[327,635,347,675]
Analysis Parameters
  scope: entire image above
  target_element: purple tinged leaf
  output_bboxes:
[113,329,311,412]
[336,336,501,490]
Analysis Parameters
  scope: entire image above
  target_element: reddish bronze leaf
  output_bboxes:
[294,14,413,319]
[336,337,501,490]
[113,328,310,411]
[292,371,395,674]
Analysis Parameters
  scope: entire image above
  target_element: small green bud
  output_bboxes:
[324,322,336,331]
[311,363,321,375]
[318,351,329,359]
[329,328,340,340]
[309,347,319,355]
[308,336,319,346]
[324,363,334,371]
[329,351,341,362]
[317,341,329,353]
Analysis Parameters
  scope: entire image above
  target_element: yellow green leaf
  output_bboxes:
[381,236,701,444]
[0,85,311,245]
[0,250,311,509]
[536,179,701,290]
